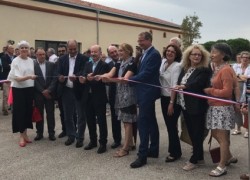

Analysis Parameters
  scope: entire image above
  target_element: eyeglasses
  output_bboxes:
[58,50,66,53]
[190,53,202,57]
[241,56,250,59]
[166,50,176,54]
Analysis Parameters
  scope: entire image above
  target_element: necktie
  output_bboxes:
[92,62,97,72]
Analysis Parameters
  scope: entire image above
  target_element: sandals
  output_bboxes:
[129,145,136,151]
[232,129,242,135]
[209,166,227,177]
[225,156,238,166]
[114,149,129,158]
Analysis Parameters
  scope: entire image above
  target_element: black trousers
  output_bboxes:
[58,96,77,133]
[34,93,55,136]
[160,96,182,158]
[182,110,206,163]
[86,93,107,145]
[12,87,34,133]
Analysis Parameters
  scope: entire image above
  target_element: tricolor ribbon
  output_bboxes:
[1,76,240,105]
[124,78,239,105]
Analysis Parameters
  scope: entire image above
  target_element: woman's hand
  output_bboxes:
[241,104,248,115]
[101,76,111,83]
[167,103,174,116]
[29,75,37,80]
[175,85,186,90]
[203,88,211,95]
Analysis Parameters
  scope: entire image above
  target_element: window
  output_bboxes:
[163,32,166,38]
[35,40,82,54]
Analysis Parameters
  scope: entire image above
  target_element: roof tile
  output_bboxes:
[62,0,180,28]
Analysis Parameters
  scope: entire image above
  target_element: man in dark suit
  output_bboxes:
[106,45,121,149]
[56,44,70,138]
[57,40,88,148]
[1,45,15,115]
[34,48,57,141]
[80,45,109,154]
[129,32,162,168]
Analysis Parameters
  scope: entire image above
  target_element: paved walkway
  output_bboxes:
[0,96,248,180]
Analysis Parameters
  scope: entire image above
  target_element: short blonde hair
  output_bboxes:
[182,44,210,71]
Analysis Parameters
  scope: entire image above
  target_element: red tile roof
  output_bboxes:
[61,0,180,28]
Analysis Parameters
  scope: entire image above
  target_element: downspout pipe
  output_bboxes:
[96,10,100,44]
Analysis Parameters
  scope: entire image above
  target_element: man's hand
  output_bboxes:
[58,75,65,83]
[42,89,51,99]
[87,73,94,81]
[79,76,86,84]
[69,74,76,82]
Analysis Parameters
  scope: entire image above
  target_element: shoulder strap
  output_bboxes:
[208,134,212,150]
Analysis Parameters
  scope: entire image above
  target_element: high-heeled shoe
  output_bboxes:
[19,141,26,147]
[25,139,32,143]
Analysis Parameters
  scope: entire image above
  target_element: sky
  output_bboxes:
[85,0,250,43]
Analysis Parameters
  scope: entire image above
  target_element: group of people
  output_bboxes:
[1,31,250,178]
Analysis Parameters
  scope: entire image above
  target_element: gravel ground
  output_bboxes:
[0,96,248,180]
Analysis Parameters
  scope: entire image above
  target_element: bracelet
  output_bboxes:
[169,100,174,104]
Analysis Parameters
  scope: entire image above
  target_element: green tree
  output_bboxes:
[181,13,203,49]
[227,38,250,61]
[203,41,216,52]
[203,38,250,61]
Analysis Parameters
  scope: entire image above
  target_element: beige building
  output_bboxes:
[0,0,181,54]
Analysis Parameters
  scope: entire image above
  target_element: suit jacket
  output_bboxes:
[177,67,211,114]
[84,60,109,105]
[129,46,161,103]
[57,53,88,99]
[1,54,15,79]
[34,60,57,97]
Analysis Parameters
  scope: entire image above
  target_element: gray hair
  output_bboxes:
[47,48,56,54]
[17,40,30,48]
[170,37,182,48]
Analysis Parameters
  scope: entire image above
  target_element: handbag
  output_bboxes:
[208,135,220,163]
[32,106,42,123]
[180,118,192,146]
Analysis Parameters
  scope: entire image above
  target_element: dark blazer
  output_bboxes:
[1,54,15,79]
[177,67,211,114]
[84,60,109,105]
[34,60,57,96]
[57,53,88,99]
[129,46,161,103]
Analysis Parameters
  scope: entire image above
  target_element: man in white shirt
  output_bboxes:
[47,48,58,63]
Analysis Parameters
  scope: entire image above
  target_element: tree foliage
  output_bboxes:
[181,14,203,49]
[203,38,250,61]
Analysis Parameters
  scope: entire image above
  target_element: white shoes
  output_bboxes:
[183,162,198,171]
[244,132,249,138]
[232,129,242,135]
